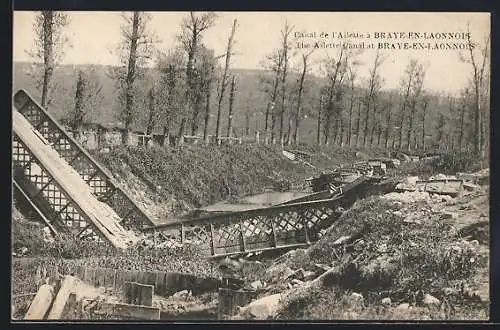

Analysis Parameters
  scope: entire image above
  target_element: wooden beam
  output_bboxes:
[24,284,55,320]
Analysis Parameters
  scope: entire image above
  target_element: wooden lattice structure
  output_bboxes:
[12,89,155,244]
[146,176,372,257]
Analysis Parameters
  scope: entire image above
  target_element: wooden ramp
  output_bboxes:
[12,89,154,231]
[13,110,137,249]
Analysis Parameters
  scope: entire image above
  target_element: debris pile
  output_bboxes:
[228,170,489,320]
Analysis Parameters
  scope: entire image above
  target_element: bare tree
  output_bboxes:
[67,67,103,139]
[202,54,217,144]
[459,25,490,156]
[361,49,384,148]
[144,84,160,146]
[397,60,418,149]
[156,48,186,147]
[292,49,314,145]
[260,50,284,144]
[278,21,294,146]
[435,113,448,151]
[346,66,358,147]
[178,12,217,145]
[109,12,158,145]
[27,11,70,108]
[322,47,347,145]
[190,46,217,136]
[404,61,426,151]
[215,19,238,144]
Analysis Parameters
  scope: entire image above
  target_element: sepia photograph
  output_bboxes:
[11,11,490,321]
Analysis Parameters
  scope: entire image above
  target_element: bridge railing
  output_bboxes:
[13,89,155,230]
[146,176,371,257]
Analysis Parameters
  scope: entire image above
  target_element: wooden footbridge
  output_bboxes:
[142,176,375,257]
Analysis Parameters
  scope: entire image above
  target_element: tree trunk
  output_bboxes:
[72,70,85,133]
[245,111,250,136]
[406,101,416,152]
[203,72,213,145]
[317,95,322,146]
[216,19,237,142]
[369,105,378,146]
[146,88,156,146]
[347,95,354,147]
[384,100,392,149]
[191,93,203,136]
[362,100,370,148]
[338,113,344,147]
[398,111,405,150]
[227,75,236,138]
[264,102,271,144]
[161,126,169,147]
[279,81,287,147]
[324,89,335,146]
[421,100,427,150]
[122,12,140,145]
[279,27,290,147]
[41,11,54,108]
[355,99,362,147]
[474,84,482,155]
[377,122,382,146]
[178,117,186,146]
[285,116,293,145]
[294,54,309,145]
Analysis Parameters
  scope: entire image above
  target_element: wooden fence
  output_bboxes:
[73,266,223,296]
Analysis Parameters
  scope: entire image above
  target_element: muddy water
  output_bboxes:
[201,191,310,213]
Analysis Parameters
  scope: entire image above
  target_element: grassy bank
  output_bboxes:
[94,144,316,208]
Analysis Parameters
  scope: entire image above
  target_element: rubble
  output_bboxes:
[463,182,481,192]
[381,297,392,307]
[172,290,192,299]
[422,294,440,307]
[456,169,489,185]
[264,263,294,283]
[233,293,284,320]
[249,280,265,290]
[395,303,410,310]
[381,191,431,203]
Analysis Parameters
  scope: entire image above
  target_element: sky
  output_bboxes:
[13,11,490,94]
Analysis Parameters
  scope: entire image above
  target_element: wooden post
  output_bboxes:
[302,212,310,244]
[239,219,247,252]
[218,288,256,319]
[180,223,185,244]
[210,222,216,256]
[271,219,278,248]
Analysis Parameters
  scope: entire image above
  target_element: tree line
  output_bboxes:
[27,11,490,157]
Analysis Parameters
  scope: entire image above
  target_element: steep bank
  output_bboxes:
[92,144,320,222]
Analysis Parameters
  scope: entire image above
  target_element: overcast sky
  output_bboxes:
[13,11,490,94]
